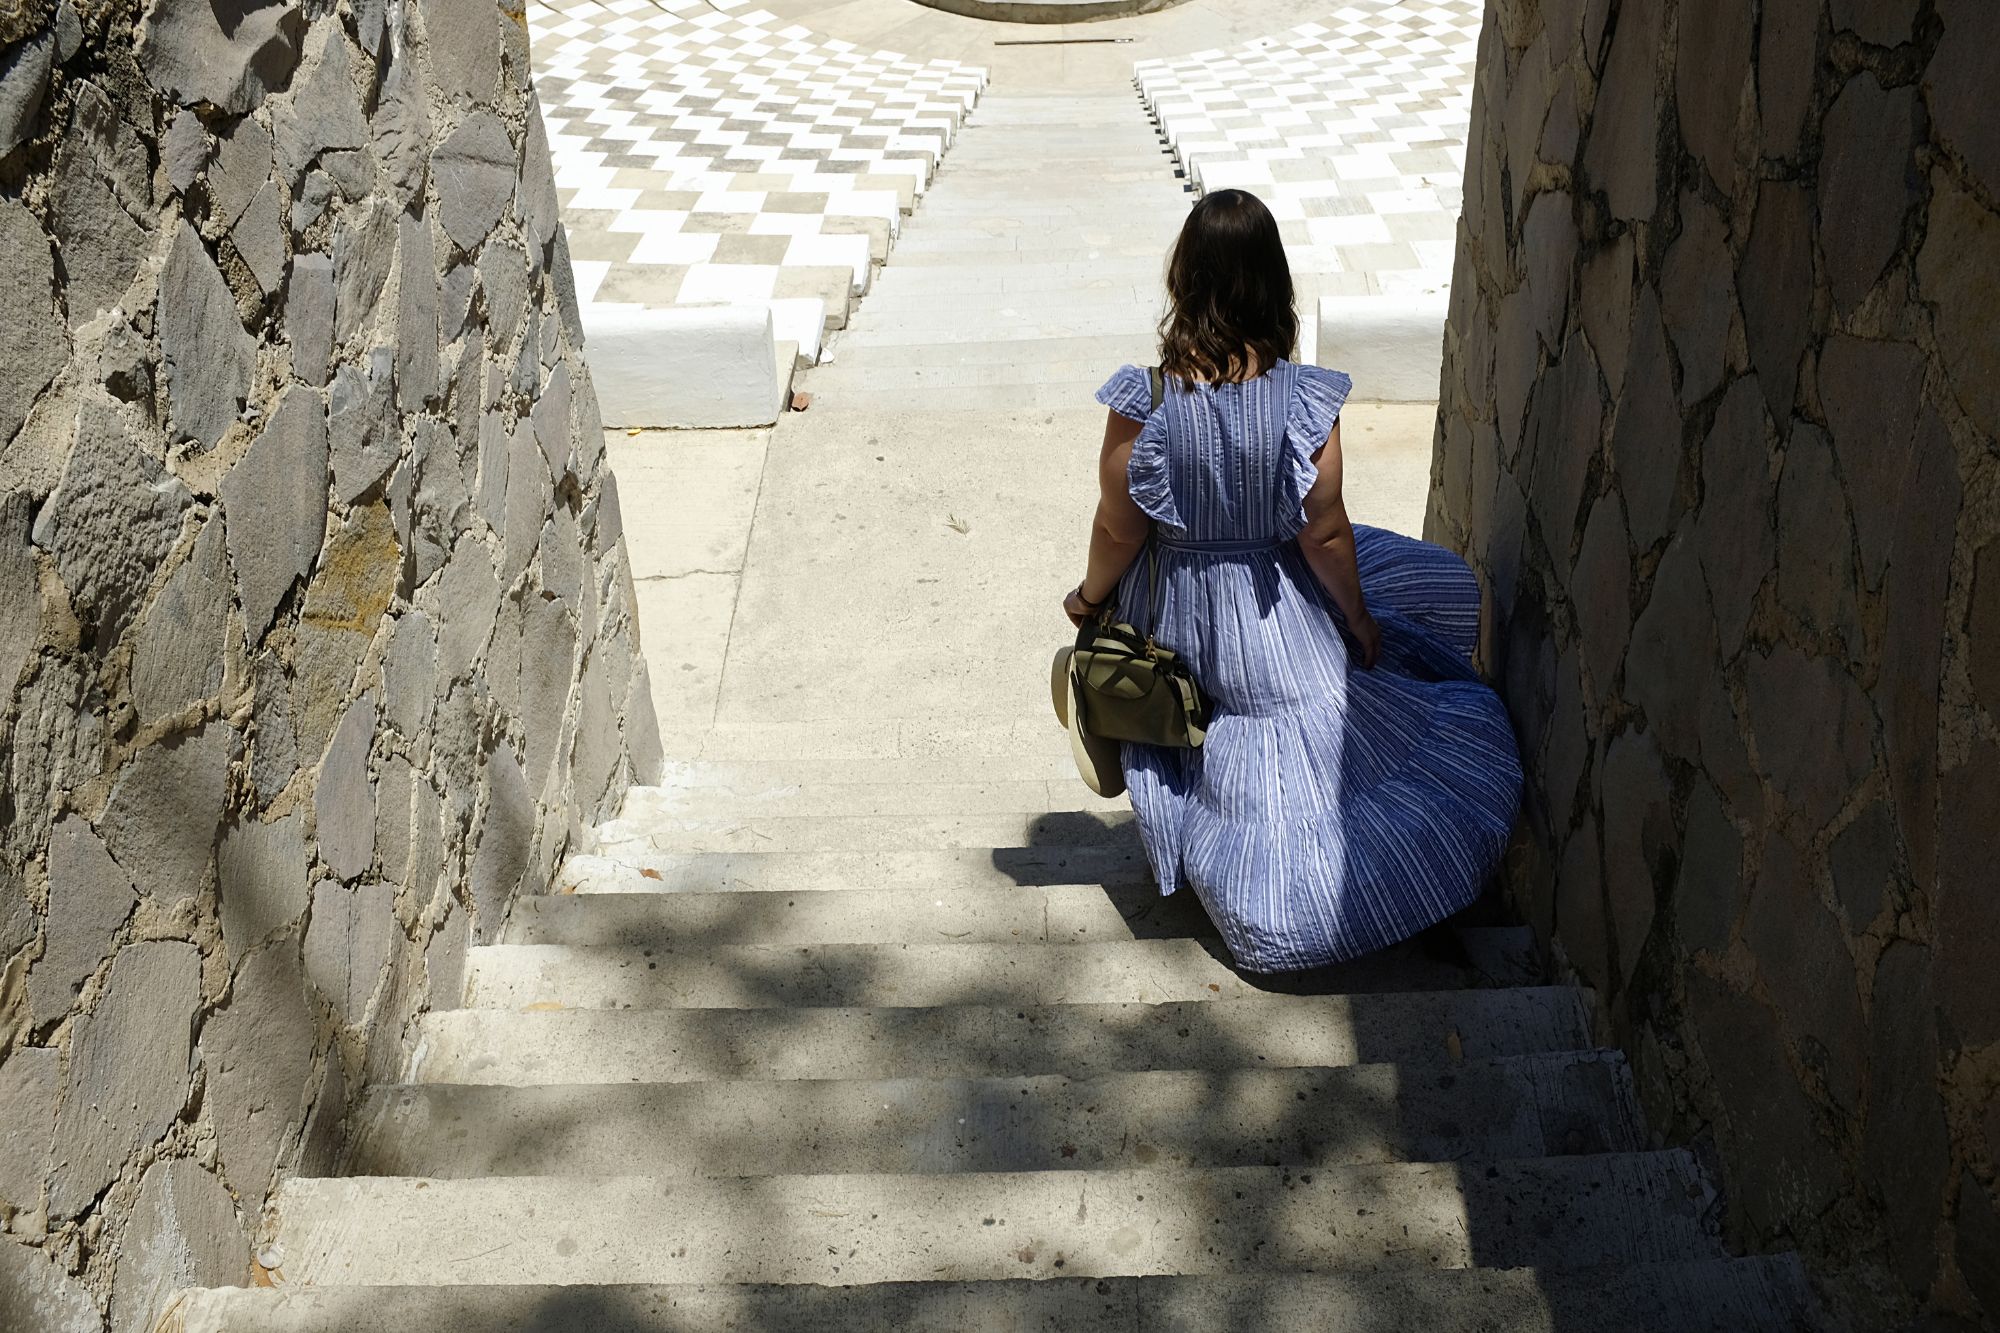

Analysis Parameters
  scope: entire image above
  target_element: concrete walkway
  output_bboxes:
[174,4,1825,1329]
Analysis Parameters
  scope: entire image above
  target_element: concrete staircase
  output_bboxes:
[172,755,1821,1329]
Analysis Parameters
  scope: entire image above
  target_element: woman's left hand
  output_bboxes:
[1063,587,1098,627]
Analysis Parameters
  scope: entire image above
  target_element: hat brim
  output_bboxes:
[1064,666,1127,799]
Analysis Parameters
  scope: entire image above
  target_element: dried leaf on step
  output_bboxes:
[523,1000,566,1012]
[640,867,663,880]
[789,390,813,411]
[946,514,970,534]
[1445,1027,1464,1062]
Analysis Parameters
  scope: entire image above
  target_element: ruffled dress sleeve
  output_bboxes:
[1095,366,1182,528]
[1279,364,1355,531]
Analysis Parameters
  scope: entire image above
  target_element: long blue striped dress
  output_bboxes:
[1097,361,1521,973]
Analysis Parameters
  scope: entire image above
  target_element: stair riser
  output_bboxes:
[172,1256,1826,1333]
[351,1055,1642,1178]
[558,847,1153,895]
[503,883,1215,947]
[265,1155,1724,1288]
[619,779,1125,821]
[587,812,1140,856]
[409,989,1598,1084]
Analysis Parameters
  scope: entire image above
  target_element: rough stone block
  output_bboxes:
[1879,415,1959,890]
[0,199,69,446]
[47,942,200,1218]
[436,536,503,678]
[138,0,304,113]
[1554,815,1609,992]
[26,817,137,1028]
[0,1237,99,1333]
[1819,73,1921,312]
[289,253,335,387]
[1743,828,1865,1112]
[1694,377,1774,658]
[130,516,231,725]
[1581,0,1662,220]
[109,1157,244,1333]
[209,115,273,230]
[1570,490,1631,702]
[328,350,399,504]
[50,99,151,322]
[161,223,257,450]
[232,179,288,296]
[0,26,54,157]
[1660,193,1736,407]
[382,610,438,739]
[1917,175,2000,441]
[220,386,331,641]
[1757,0,1818,158]
[1606,288,1681,549]
[1599,727,1667,990]
[1520,191,1576,348]
[0,1043,57,1211]
[1937,741,2000,1048]
[1737,182,1813,423]
[1830,0,1913,45]
[1686,968,1844,1238]
[1775,422,1860,654]
[274,22,369,186]
[1523,333,1601,556]
[97,723,231,906]
[1830,801,1893,932]
[1929,0,2000,201]
[1676,0,1752,188]
[419,0,500,105]
[1578,234,1633,396]
[163,109,208,192]
[470,743,535,941]
[215,809,309,969]
[1625,529,1710,759]
[30,393,191,644]
[373,48,433,210]
[433,112,515,253]
[316,691,379,882]
[1672,778,1741,957]
[0,491,34,704]
[520,94,561,254]
[6,660,105,869]
[202,942,316,1201]
[304,879,397,1026]
[1746,643,1873,834]
[396,211,441,411]
[333,197,397,348]
[1821,334,1928,590]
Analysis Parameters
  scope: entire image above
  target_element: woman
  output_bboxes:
[1064,189,1521,974]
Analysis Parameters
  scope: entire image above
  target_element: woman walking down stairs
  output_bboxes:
[171,68,1827,1333]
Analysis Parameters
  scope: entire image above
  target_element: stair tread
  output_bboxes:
[409,987,1597,1084]
[264,1153,1726,1288]
[352,1050,1643,1177]
[463,937,1526,1010]
[176,1256,1822,1333]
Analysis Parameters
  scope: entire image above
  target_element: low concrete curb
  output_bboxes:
[582,305,791,429]
[1316,292,1450,403]
[913,0,1190,21]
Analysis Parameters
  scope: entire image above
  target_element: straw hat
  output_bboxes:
[1050,646,1126,798]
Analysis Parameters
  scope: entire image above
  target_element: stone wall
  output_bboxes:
[1427,0,1998,1320]
[0,1,663,1328]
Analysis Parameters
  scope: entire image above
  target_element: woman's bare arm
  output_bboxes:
[1072,409,1151,613]
[1297,421,1380,667]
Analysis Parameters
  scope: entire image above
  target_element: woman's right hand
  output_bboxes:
[1348,609,1381,670]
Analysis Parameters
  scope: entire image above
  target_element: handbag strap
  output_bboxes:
[1144,365,1165,641]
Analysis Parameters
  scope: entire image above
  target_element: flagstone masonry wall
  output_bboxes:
[0,1,663,1328]
[1427,0,1998,1320]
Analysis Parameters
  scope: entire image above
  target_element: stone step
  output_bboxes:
[555,845,1153,894]
[350,1051,1643,1178]
[407,988,1598,1084]
[503,882,1217,947]
[172,1256,1826,1332]
[461,937,1526,1010]
[652,754,1085,787]
[257,1153,1725,1287]
[618,777,1125,821]
[585,809,1142,856]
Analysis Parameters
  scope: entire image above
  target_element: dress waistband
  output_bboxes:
[1155,533,1287,555]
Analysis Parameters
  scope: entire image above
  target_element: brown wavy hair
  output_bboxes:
[1158,188,1298,384]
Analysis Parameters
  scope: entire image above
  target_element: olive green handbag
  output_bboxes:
[1065,368,1211,751]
